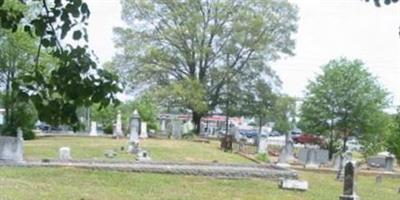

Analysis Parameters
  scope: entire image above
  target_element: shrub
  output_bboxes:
[256,153,269,162]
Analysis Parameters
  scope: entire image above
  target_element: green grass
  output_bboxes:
[0,167,398,200]
[24,136,251,163]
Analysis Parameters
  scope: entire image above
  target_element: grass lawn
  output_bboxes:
[0,167,398,200]
[24,136,251,163]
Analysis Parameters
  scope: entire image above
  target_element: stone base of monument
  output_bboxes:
[127,141,140,154]
[136,150,151,161]
[276,162,291,168]
[279,179,308,191]
[305,163,319,169]
[339,194,359,200]
[0,135,24,163]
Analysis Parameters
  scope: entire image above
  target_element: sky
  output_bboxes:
[85,0,400,107]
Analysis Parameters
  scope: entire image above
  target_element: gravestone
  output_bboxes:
[171,119,182,139]
[299,148,329,165]
[257,131,268,154]
[367,153,395,171]
[140,122,148,138]
[277,140,294,167]
[340,162,359,200]
[59,147,71,161]
[160,116,167,134]
[104,149,117,158]
[0,128,24,163]
[136,150,151,161]
[113,110,123,138]
[90,121,97,136]
[279,179,309,191]
[336,152,353,180]
[128,110,141,153]
[305,148,319,169]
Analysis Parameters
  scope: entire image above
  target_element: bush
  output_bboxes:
[1,101,38,140]
[386,131,400,162]
[103,124,113,135]
[256,153,269,162]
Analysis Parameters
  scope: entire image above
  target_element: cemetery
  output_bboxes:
[0,0,400,199]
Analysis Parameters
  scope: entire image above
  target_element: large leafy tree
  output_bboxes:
[112,0,298,133]
[365,0,399,7]
[0,0,121,132]
[299,58,389,157]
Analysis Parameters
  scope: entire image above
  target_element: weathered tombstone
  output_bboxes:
[257,131,268,154]
[128,110,141,153]
[160,116,167,134]
[59,147,71,161]
[104,149,117,158]
[0,128,24,163]
[305,148,319,169]
[340,162,359,200]
[89,121,97,136]
[136,150,151,161]
[140,122,148,138]
[171,119,182,139]
[279,179,309,191]
[277,137,294,167]
[336,152,353,180]
[113,110,123,138]
[384,156,395,171]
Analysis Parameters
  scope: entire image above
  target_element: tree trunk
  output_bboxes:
[192,111,202,135]
[328,129,334,160]
[342,135,348,153]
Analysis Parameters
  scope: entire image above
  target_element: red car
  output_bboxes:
[293,134,325,145]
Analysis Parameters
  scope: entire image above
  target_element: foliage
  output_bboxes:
[272,95,296,134]
[112,0,298,132]
[135,95,159,131]
[386,108,400,161]
[90,104,117,134]
[365,0,399,7]
[256,153,269,162]
[0,0,121,131]
[1,99,38,140]
[299,58,389,157]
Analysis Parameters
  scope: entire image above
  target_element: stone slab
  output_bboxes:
[279,179,308,191]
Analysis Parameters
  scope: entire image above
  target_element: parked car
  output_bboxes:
[239,130,258,138]
[269,131,281,137]
[293,134,325,145]
[345,138,364,152]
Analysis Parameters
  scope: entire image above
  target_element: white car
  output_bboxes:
[346,139,363,152]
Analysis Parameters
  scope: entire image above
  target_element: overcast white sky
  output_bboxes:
[85,0,400,107]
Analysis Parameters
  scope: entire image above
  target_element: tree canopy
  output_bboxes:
[0,0,121,131]
[299,58,389,156]
[111,0,298,132]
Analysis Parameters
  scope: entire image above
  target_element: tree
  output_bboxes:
[365,0,399,7]
[299,58,389,158]
[386,107,400,162]
[0,0,121,133]
[272,95,296,134]
[112,0,298,133]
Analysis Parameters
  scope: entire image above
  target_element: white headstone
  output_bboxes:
[90,121,97,136]
[258,132,268,154]
[140,122,148,138]
[160,118,166,133]
[280,179,309,191]
[59,147,71,161]
[129,110,140,142]
[136,150,151,161]
[114,110,123,137]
